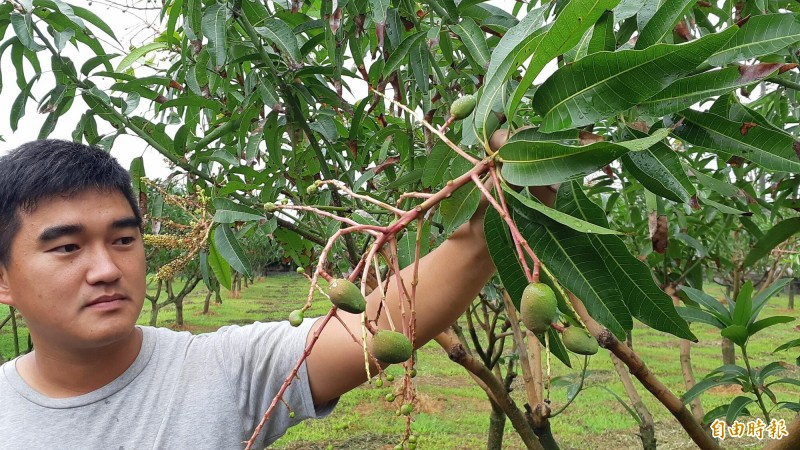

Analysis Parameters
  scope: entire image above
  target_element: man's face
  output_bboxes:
[0,189,146,351]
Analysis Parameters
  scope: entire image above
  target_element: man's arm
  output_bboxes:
[305,207,495,406]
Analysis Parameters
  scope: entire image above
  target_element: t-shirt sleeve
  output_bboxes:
[213,318,338,446]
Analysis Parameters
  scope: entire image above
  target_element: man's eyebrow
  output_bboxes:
[38,217,140,243]
[38,224,84,243]
[112,217,141,230]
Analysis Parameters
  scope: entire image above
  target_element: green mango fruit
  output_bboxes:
[449,94,476,120]
[562,327,599,355]
[288,309,304,327]
[519,282,558,334]
[372,330,413,364]
[327,278,367,314]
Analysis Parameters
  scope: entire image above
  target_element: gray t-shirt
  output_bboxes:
[0,319,335,449]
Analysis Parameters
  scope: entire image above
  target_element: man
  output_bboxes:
[0,140,496,448]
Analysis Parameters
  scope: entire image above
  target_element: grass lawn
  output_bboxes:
[1,275,798,449]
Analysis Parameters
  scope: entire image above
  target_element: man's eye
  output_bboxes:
[50,244,80,253]
[115,237,136,245]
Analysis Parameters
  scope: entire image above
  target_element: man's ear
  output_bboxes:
[0,265,15,307]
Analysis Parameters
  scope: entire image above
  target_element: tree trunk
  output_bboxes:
[789,281,795,310]
[530,411,560,450]
[175,297,185,326]
[215,289,223,305]
[722,337,736,365]
[202,290,212,314]
[10,307,20,357]
[611,353,657,450]
[487,399,505,450]
[668,285,705,423]
[149,303,160,327]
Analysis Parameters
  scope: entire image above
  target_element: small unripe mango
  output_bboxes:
[327,278,366,314]
[519,282,558,334]
[400,403,413,416]
[288,309,304,327]
[562,327,599,355]
[372,330,413,364]
[449,94,476,120]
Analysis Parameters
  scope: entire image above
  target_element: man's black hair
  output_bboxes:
[0,139,142,266]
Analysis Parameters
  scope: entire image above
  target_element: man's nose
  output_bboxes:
[86,246,123,284]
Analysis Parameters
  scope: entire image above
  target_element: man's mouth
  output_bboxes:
[85,294,126,308]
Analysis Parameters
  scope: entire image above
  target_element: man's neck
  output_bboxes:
[16,327,144,398]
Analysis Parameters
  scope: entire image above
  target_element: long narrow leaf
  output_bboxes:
[708,14,800,66]
[213,225,253,279]
[743,219,800,267]
[559,182,696,340]
[674,109,800,174]
[533,27,736,132]
[506,0,619,122]
[500,128,670,186]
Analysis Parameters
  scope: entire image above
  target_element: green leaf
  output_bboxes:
[743,218,800,267]
[451,19,490,71]
[165,0,184,45]
[639,65,782,117]
[509,198,631,339]
[558,182,695,340]
[370,0,389,24]
[533,27,736,132]
[505,0,619,128]
[688,168,742,197]
[115,42,168,73]
[499,128,671,186]
[472,4,549,142]
[202,3,227,68]
[721,324,749,347]
[680,286,732,325]
[674,109,800,174]
[725,396,754,425]
[10,13,45,52]
[750,278,793,325]
[634,0,695,49]
[208,236,232,290]
[621,136,694,203]
[587,10,615,54]
[10,73,40,132]
[773,338,800,354]
[682,375,740,404]
[749,316,795,336]
[256,19,302,66]
[212,198,266,223]
[732,281,753,326]
[129,157,146,198]
[708,14,800,67]
[440,170,481,235]
[677,307,726,329]
[422,143,454,188]
[503,186,622,235]
[213,225,253,279]
[382,31,425,77]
